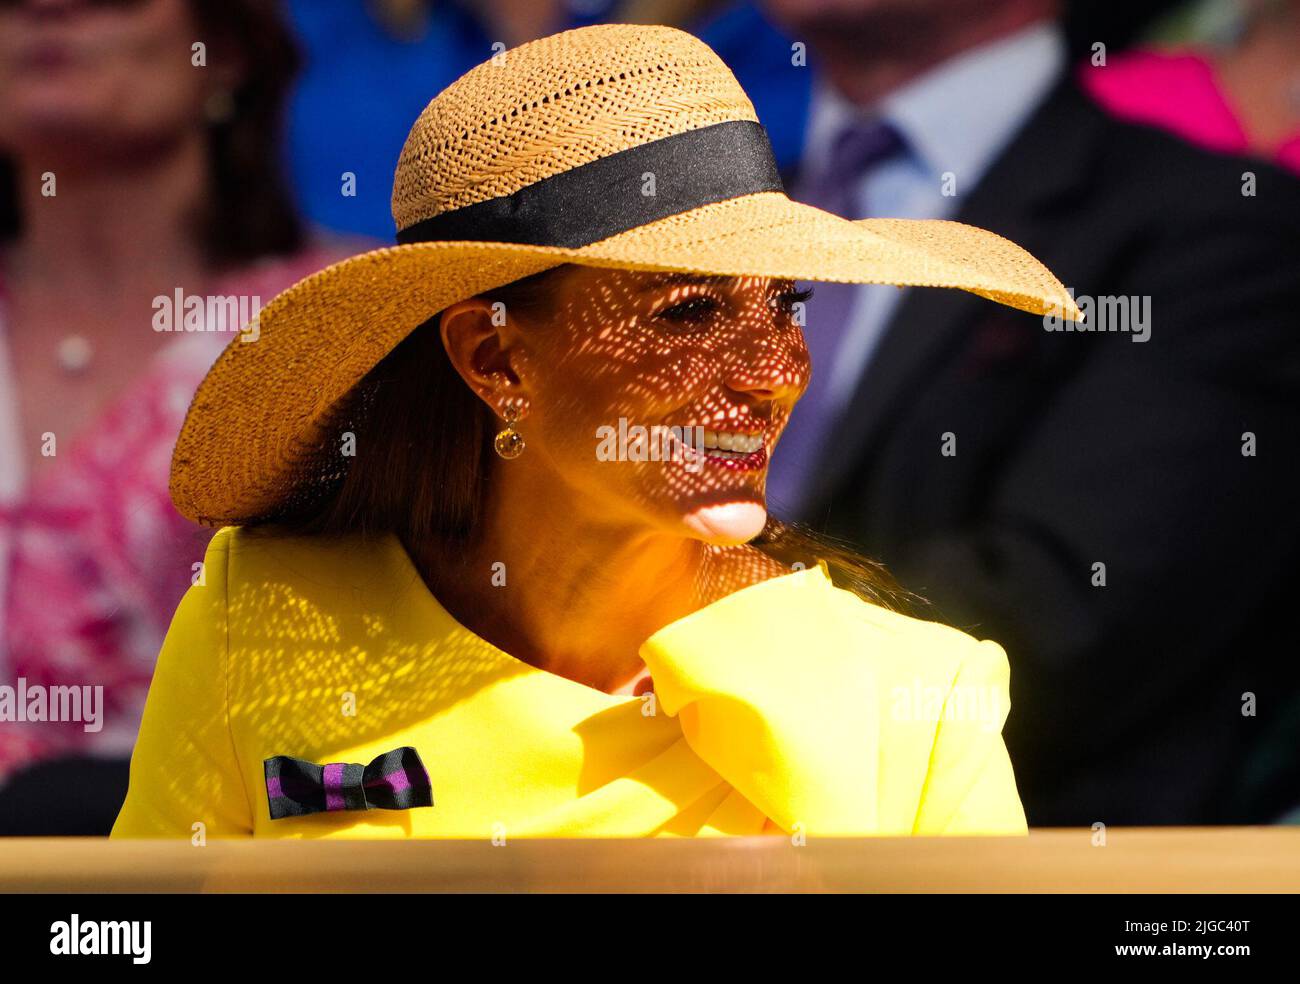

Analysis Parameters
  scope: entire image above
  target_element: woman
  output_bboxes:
[0,0,351,806]
[111,24,1080,839]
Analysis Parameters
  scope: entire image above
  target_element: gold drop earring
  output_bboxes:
[494,404,525,459]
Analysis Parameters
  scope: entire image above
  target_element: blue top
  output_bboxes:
[281,0,619,241]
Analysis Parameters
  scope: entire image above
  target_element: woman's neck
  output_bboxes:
[2,129,215,485]
[6,129,210,298]
[418,465,786,693]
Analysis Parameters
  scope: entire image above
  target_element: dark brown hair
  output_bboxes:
[0,0,303,267]
[265,265,918,613]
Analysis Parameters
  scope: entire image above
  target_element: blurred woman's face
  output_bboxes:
[0,0,218,157]
[489,267,812,547]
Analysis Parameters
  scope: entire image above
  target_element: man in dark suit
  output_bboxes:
[710,0,1300,824]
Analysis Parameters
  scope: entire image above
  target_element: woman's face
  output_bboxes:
[465,266,813,546]
[0,0,220,158]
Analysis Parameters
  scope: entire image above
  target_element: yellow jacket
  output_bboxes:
[111,526,1027,838]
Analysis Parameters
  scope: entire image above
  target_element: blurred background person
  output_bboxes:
[1081,0,1300,174]
[1077,0,1300,829]
[0,0,348,833]
[696,0,1300,824]
[283,0,728,239]
[694,0,1189,172]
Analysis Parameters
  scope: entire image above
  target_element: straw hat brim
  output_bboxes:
[170,190,1082,526]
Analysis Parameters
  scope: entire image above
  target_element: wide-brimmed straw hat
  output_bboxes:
[171,23,1081,527]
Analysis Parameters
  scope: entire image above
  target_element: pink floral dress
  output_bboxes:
[0,247,346,781]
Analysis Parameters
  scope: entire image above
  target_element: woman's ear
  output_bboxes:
[438,298,526,410]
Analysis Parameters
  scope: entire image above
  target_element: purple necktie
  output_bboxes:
[766,119,905,520]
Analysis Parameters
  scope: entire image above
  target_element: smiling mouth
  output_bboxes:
[672,427,768,470]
